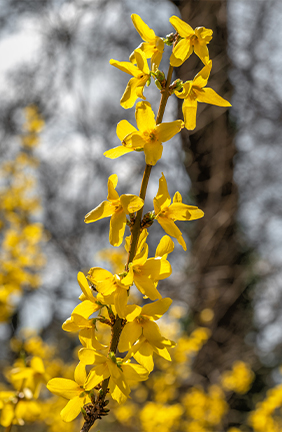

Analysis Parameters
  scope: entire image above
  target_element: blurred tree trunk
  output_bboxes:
[171,1,257,383]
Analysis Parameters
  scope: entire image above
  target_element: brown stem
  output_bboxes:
[4,425,12,432]
[80,63,174,432]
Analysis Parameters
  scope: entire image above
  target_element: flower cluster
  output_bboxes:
[0,106,46,323]
[47,13,231,430]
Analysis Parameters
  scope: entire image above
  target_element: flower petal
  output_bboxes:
[47,378,80,399]
[182,99,198,130]
[156,120,183,142]
[170,38,193,67]
[85,364,110,391]
[120,194,144,214]
[154,173,171,210]
[168,202,204,221]
[120,77,142,109]
[193,61,212,88]
[109,59,140,77]
[195,87,232,107]
[193,40,210,65]
[157,216,182,239]
[142,298,173,320]
[144,141,163,166]
[84,200,113,223]
[104,146,134,159]
[77,272,93,300]
[134,48,150,75]
[134,272,162,300]
[119,321,142,352]
[135,101,156,131]
[169,16,194,37]
[155,235,174,257]
[72,300,100,320]
[109,210,126,247]
[60,396,84,422]
[131,14,156,42]
[116,119,137,141]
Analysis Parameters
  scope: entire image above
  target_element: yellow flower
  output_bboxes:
[46,362,91,422]
[78,350,148,404]
[153,173,204,250]
[87,267,131,318]
[104,102,183,166]
[110,48,150,109]
[169,16,213,66]
[68,272,103,321]
[175,61,231,130]
[126,335,175,373]
[122,233,173,300]
[84,174,144,247]
[118,297,173,355]
[7,356,48,399]
[130,14,164,71]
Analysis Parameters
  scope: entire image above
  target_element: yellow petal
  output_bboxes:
[157,216,182,239]
[74,362,86,387]
[77,272,93,299]
[120,76,142,109]
[108,361,131,398]
[173,191,182,203]
[109,211,126,247]
[155,235,174,257]
[123,131,146,149]
[193,40,210,65]
[88,267,113,282]
[131,14,156,42]
[182,99,198,130]
[143,320,163,347]
[118,322,142,352]
[134,48,150,75]
[0,403,14,427]
[134,272,161,300]
[144,257,172,280]
[195,26,213,43]
[177,235,187,251]
[170,38,193,67]
[109,59,140,77]
[107,174,119,201]
[142,297,173,320]
[84,200,113,223]
[62,317,79,332]
[168,202,204,221]
[109,379,127,404]
[114,287,128,319]
[135,101,156,131]
[60,396,84,422]
[156,120,183,142]
[116,119,137,141]
[30,356,45,374]
[151,48,163,70]
[84,364,110,391]
[169,16,194,37]
[78,348,106,365]
[72,300,100,320]
[154,173,171,209]
[195,87,232,107]
[193,60,212,88]
[120,194,144,213]
[143,141,163,166]
[104,146,134,159]
[47,378,80,399]
[122,362,149,382]
[133,341,154,372]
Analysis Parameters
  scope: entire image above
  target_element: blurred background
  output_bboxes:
[1,0,282,431]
